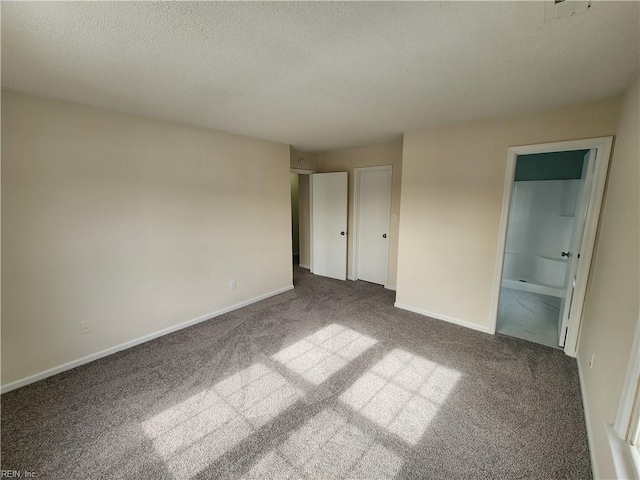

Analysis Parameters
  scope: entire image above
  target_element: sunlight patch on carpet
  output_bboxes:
[340,349,461,444]
[272,323,378,385]
[142,363,302,479]
[241,408,402,480]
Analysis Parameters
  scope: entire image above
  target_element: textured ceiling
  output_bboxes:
[2,1,639,151]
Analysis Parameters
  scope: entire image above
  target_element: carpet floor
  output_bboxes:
[1,267,591,479]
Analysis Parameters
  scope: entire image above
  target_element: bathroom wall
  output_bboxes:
[503,179,581,288]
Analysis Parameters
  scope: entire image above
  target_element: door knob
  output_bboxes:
[340,231,345,236]
[382,234,387,238]
[561,251,571,258]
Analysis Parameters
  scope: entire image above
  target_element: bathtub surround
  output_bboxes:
[502,178,582,298]
[1,267,592,479]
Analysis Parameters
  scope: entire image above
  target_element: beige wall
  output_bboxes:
[290,147,319,172]
[397,97,622,330]
[1,91,292,386]
[576,78,639,479]
[298,174,311,268]
[319,142,403,288]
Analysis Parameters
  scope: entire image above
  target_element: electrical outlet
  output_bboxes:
[80,321,92,335]
[230,280,236,290]
[589,352,595,368]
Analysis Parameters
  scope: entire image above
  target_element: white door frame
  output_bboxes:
[353,165,393,288]
[488,136,613,357]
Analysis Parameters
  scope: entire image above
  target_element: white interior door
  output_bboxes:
[558,149,596,346]
[311,172,348,280]
[356,166,392,285]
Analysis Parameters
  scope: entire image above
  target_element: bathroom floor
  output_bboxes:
[497,287,561,349]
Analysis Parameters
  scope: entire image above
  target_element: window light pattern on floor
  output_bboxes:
[142,363,302,479]
[241,408,402,480]
[340,349,461,445]
[272,323,378,385]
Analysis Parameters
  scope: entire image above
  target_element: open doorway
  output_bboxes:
[290,173,300,266]
[497,150,589,349]
[490,137,613,356]
[290,169,313,275]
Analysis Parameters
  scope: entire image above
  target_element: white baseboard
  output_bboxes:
[394,302,491,334]
[298,264,310,270]
[347,275,356,281]
[577,357,599,479]
[1,285,295,394]
[385,284,397,291]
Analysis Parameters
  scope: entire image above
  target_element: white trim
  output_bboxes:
[632,446,640,480]
[385,284,397,291]
[489,136,614,358]
[614,313,640,436]
[607,424,638,480]
[298,263,310,270]
[1,285,294,394]
[563,138,613,356]
[347,274,356,281]
[577,355,599,479]
[290,168,315,175]
[394,302,491,334]
[608,312,640,479]
[353,165,393,286]
[353,168,360,279]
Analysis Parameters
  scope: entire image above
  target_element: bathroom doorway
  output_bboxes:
[490,137,613,355]
[497,149,588,348]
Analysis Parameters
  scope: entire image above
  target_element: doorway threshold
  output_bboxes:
[496,288,561,349]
